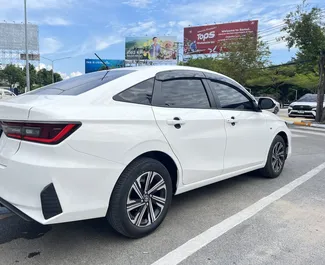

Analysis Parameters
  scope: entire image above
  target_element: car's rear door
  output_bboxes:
[207,79,270,174]
[151,70,227,185]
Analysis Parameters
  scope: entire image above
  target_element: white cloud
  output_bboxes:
[36,63,52,71]
[178,20,192,28]
[168,21,176,27]
[57,71,82,80]
[122,0,152,8]
[118,20,156,36]
[40,37,63,55]
[43,17,71,26]
[168,0,245,24]
[95,36,123,51]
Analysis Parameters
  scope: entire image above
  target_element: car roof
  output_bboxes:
[111,65,245,87]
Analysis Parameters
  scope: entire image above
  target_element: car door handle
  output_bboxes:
[226,117,238,126]
[166,118,186,126]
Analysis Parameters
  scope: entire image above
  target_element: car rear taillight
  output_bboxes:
[0,121,81,144]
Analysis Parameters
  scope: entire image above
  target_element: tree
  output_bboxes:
[183,35,270,86]
[2,64,24,88]
[281,0,325,122]
[217,34,271,85]
[54,73,63,83]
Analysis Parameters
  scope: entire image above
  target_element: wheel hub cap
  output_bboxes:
[271,142,285,173]
[126,171,167,228]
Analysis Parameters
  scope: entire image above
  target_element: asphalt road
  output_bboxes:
[1,126,325,265]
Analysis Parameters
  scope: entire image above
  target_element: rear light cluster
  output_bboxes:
[0,121,81,144]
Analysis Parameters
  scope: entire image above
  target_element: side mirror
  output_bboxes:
[258,98,275,110]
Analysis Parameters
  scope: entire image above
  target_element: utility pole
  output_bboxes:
[175,42,182,65]
[24,0,30,93]
[316,50,325,122]
[41,56,71,83]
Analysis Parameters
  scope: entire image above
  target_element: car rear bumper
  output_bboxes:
[0,141,124,225]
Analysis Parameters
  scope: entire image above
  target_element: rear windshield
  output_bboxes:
[27,70,136,96]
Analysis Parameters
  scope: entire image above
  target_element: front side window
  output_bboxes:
[113,78,154,105]
[210,81,254,110]
[159,79,210,108]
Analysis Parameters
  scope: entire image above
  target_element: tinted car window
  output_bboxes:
[160,79,210,108]
[113,78,154,105]
[28,70,136,96]
[155,70,205,81]
[210,81,254,110]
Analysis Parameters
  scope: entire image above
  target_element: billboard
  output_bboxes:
[85,59,125,73]
[183,20,258,55]
[0,23,39,50]
[125,36,177,61]
[20,53,40,61]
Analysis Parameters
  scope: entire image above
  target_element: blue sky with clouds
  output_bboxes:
[0,0,324,78]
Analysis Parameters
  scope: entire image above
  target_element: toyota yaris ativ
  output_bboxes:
[0,66,291,238]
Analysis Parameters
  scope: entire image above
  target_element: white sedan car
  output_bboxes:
[0,66,291,238]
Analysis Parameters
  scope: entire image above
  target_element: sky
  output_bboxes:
[0,0,324,79]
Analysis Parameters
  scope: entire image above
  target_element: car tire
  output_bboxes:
[107,157,173,238]
[260,135,286,179]
[273,107,279,114]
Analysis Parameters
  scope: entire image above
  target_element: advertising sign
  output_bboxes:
[85,59,125,73]
[183,20,258,55]
[20,53,40,61]
[125,36,177,61]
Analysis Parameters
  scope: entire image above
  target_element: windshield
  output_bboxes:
[27,70,135,96]
[296,94,318,102]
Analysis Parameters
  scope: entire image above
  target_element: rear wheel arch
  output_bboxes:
[126,151,179,195]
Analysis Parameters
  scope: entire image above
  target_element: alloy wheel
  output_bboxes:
[126,171,167,227]
[271,142,285,173]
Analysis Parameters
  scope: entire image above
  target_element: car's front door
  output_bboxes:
[208,80,271,174]
[152,75,227,185]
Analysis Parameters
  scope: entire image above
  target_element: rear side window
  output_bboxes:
[28,70,136,96]
[159,79,210,108]
[113,78,154,105]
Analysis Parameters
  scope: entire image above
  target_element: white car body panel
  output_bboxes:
[0,65,292,225]
[219,110,270,173]
[152,106,226,185]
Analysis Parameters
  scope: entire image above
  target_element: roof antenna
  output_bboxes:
[94,53,110,80]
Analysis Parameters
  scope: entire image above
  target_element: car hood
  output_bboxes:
[290,101,318,107]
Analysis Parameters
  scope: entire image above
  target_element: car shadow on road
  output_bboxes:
[0,171,268,247]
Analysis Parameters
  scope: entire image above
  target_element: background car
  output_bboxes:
[0,66,291,238]
[255,96,280,114]
[0,88,16,100]
[288,93,325,119]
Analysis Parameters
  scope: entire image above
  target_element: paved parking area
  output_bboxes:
[0,126,325,265]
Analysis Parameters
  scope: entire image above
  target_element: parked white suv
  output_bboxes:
[0,89,16,100]
[0,66,291,238]
[288,94,325,119]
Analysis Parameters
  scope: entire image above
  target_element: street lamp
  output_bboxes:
[41,56,71,83]
[24,0,30,93]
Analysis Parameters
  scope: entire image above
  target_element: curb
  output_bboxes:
[285,120,325,129]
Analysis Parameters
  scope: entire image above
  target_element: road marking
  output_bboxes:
[294,126,325,133]
[291,129,325,137]
[151,162,325,265]
[291,134,306,138]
